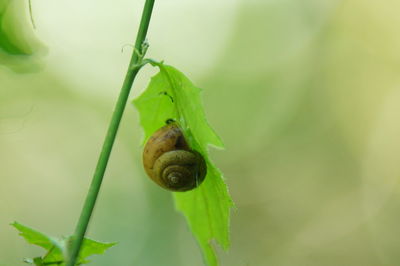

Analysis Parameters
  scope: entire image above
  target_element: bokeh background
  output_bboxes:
[2,0,400,265]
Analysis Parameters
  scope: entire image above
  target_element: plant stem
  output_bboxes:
[66,1,155,265]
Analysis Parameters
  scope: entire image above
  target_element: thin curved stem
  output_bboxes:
[66,1,155,265]
[28,0,36,29]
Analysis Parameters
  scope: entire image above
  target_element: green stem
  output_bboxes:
[66,1,155,265]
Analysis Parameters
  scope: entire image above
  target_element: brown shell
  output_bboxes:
[142,123,206,191]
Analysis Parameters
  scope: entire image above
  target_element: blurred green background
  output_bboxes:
[2,0,400,265]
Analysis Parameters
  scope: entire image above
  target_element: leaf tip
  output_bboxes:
[11,221,23,231]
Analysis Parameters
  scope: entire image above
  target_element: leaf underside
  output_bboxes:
[133,63,233,266]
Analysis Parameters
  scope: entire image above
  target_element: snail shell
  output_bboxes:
[143,123,207,192]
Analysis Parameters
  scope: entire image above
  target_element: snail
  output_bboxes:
[142,122,207,192]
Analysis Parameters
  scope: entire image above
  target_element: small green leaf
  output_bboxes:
[79,238,117,262]
[12,222,116,265]
[133,63,233,266]
[12,222,60,251]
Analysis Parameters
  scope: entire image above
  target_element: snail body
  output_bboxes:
[143,123,207,192]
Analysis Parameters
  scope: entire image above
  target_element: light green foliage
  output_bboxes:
[0,0,45,72]
[12,222,115,265]
[133,63,233,266]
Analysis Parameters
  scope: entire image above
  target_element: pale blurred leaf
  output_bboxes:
[0,0,46,72]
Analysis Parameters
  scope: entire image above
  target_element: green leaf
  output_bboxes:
[12,222,61,251]
[79,238,117,262]
[0,0,46,72]
[133,62,234,266]
[12,222,116,265]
